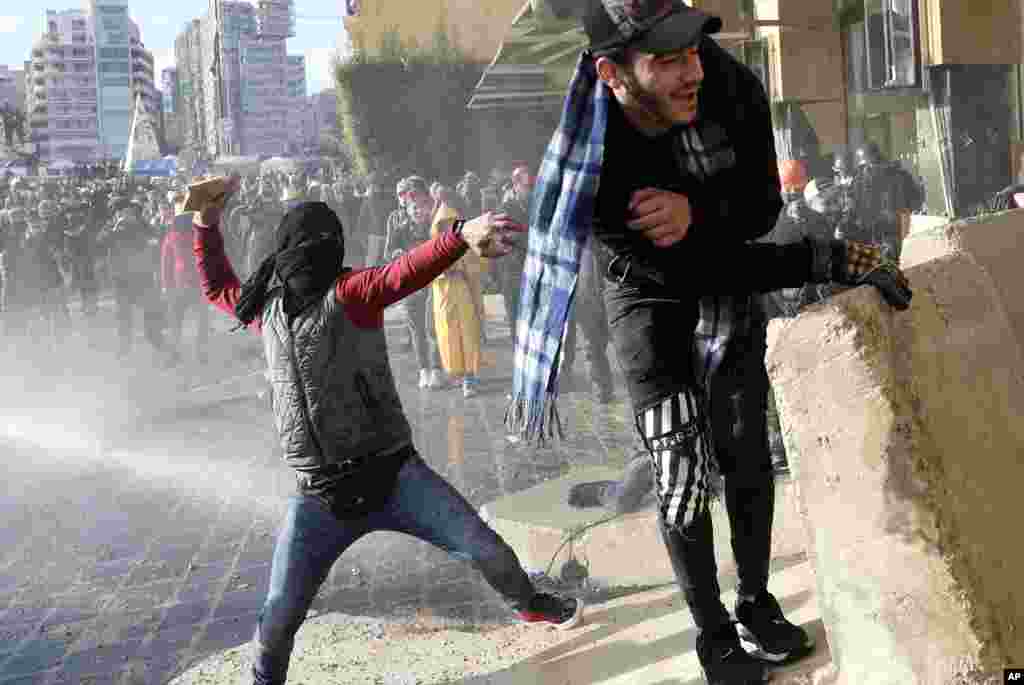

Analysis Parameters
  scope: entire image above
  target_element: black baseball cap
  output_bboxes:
[584,0,722,57]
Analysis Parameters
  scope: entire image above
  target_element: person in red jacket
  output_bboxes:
[190,178,584,685]
[161,192,211,365]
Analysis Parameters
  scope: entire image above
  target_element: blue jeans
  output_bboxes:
[252,453,536,685]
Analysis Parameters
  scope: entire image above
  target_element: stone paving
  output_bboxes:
[0,307,641,685]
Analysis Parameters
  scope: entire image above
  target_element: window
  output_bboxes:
[99,61,130,74]
[859,0,919,90]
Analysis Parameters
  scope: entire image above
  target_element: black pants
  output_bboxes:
[561,244,613,387]
[499,253,525,337]
[114,279,166,356]
[166,287,211,359]
[402,288,441,372]
[607,288,774,633]
[71,257,99,317]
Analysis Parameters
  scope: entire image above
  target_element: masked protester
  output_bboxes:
[63,201,100,319]
[3,207,66,345]
[509,4,914,683]
[0,207,28,323]
[97,200,170,362]
[189,178,582,685]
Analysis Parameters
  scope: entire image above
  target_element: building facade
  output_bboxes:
[311,89,338,137]
[0,66,19,113]
[173,0,315,159]
[341,0,523,61]
[23,2,155,162]
[174,18,207,167]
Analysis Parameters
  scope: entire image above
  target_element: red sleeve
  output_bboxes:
[337,227,468,329]
[193,219,261,333]
[160,234,173,290]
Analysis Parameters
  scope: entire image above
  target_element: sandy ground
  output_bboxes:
[171,577,837,685]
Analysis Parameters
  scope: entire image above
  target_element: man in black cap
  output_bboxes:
[507,2,912,683]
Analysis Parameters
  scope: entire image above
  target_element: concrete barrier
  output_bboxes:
[903,208,1024,353]
[766,249,1024,684]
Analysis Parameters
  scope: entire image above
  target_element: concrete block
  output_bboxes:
[766,251,1024,684]
[480,465,807,588]
[902,209,1024,352]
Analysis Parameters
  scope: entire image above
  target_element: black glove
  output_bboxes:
[808,239,913,311]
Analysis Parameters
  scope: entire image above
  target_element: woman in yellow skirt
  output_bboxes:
[431,187,487,397]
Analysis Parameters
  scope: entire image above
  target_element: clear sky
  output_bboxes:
[0,1,351,96]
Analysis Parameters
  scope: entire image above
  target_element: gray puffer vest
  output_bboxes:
[263,288,412,476]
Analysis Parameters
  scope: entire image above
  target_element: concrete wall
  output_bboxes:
[902,209,1024,357]
[919,0,1021,66]
[766,212,1024,682]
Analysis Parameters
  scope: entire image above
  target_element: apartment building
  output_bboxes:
[24,2,156,162]
[174,18,207,166]
[311,89,338,138]
[0,66,19,112]
[174,0,315,158]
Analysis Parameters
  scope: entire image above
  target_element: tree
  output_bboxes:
[334,23,485,182]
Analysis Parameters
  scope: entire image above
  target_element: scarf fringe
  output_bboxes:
[503,392,565,446]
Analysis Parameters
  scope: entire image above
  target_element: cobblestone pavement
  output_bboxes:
[0,308,641,685]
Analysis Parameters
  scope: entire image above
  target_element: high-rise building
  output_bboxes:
[24,3,155,162]
[173,0,306,158]
[0,66,19,112]
[311,89,338,138]
[174,18,206,165]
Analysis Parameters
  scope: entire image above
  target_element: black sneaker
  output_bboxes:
[517,592,584,630]
[735,591,814,664]
[567,481,616,508]
[697,622,768,684]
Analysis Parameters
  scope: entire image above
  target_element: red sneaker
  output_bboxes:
[517,592,584,630]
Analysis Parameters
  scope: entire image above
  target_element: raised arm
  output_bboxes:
[192,217,259,331]
[337,212,525,328]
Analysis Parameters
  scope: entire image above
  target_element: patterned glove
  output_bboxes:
[808,239,913,311]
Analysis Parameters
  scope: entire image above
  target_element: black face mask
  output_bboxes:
[235,202,347,326]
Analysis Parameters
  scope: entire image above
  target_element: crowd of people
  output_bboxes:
[0,164,529,379]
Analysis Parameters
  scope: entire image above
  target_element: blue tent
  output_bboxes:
[129,156,177,177]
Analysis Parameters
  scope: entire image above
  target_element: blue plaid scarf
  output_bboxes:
[504,54,610,445]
